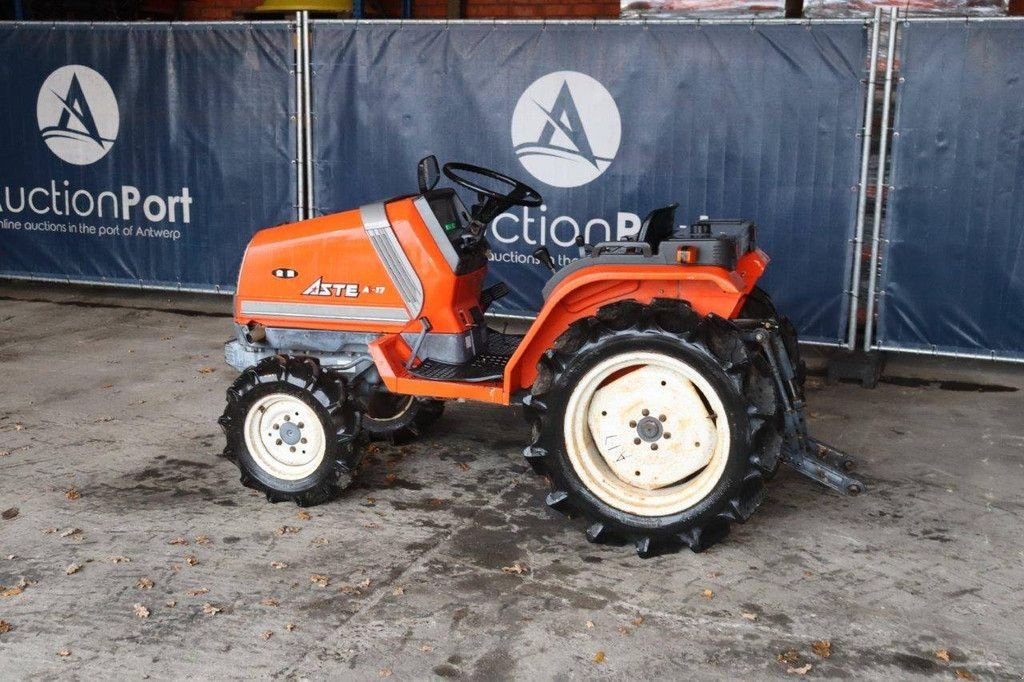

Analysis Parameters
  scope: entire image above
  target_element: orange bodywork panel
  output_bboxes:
[234,197,480,337]
[368,249,768,406]
[234,206,409,333]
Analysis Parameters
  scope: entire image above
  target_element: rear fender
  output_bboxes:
[503,250,768,391]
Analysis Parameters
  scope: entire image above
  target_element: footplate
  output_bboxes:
[743,321,866,496]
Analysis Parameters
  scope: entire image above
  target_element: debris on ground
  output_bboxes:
[501,563,529,575]
[585,620,594,629]
[1,508,18,521]
[201,603,221,616]
[165,600,176,608]
[312,537,329,546]
[270,561,288,570]
[391,586,405,596]
[594,650,606,664]
[64,563,81,576]
[310,574,330,587]
[187,588,209,597]
[261,631,273,641]
[296,511,312,521]
[110,556,131,563]
[787,663,812,675]
[57,649,71,657]
[260,598,279,607]
[133,603,150,619]
[935,649,951,662]
[198,367,216,374]
[276,526,300,535]
[777,649,801,665]
[60,528,82,539]
[64,488,81,501]
[379,668,393,678]
[195,536,211,545]
[1,578,31,598]
[741,612,758,621]
[168,537,188,546]
[419,644,433,652]
[954,671,974,680]
[0,450,10,457]
[0,620,11,634]
[631,616,644,626]
[285,623,296,632]
[184,555,199,567]
[812,640,832,658]
[136,578,154,589]
[702,589,714,599]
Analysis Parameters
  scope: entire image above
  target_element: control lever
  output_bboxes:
[533,247,557,273]
[574,235,593,258]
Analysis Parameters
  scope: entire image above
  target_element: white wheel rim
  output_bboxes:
[243,393,327,481]
[564,351,731,517]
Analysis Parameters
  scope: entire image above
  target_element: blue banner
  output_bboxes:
[0,23,296,291]
[310,21,867,344]
[876,20,1024,360]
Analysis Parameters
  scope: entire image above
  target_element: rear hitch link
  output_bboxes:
[744,322,865,496]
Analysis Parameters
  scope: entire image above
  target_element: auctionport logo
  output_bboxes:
[37,65,120,166]
[511,71,621,189]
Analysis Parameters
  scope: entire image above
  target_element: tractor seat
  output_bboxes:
[637,203,679,252]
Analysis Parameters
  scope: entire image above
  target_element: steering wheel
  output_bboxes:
[442,162,543,208]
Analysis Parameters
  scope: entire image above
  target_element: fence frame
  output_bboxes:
[864,15,1024,364]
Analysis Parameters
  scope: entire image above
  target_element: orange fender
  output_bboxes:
[503,250,768,391]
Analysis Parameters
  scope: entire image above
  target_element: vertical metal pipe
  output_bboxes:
[402,0,413,18]
[293,12,305,222]
[353,0,364,19]
[845,7,882,349]
[863,7,898,352]
[302,11,314,219]
[843,5,884,346]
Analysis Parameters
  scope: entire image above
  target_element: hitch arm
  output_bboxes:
[747,324,866,496]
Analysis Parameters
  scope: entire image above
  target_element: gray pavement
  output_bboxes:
[1,280,1022,680]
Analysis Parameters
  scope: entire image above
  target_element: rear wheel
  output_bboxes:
[524,299,785,557]
[219,356,359,507]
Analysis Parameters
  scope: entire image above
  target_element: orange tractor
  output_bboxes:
[219,157,863,556]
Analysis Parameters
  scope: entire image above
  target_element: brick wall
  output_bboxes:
[181,0,620,20]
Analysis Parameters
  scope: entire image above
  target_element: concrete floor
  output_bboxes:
[1,280,1022,680]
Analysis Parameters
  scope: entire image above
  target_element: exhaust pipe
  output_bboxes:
[243,323,266,345]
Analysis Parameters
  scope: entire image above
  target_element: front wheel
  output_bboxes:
[524,299,785,557]
[219,356,359,507]
[360,391,445,444]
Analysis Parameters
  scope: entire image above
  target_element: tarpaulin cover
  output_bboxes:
[0,23,296,291]
[876,20,1024,359]
[311,21,867,344]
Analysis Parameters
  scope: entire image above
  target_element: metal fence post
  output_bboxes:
[293,12,306,221]
[302,11,314,219]
[846,6,882,349]
[862,7,898,352]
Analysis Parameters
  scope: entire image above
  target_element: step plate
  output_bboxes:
[408,332,521,383]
